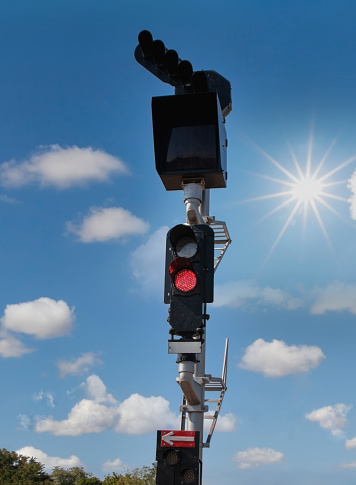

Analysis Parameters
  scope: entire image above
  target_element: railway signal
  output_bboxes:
[164,223,214,337]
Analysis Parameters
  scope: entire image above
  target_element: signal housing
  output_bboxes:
[165,224,214,337]
[156,430,201,485]
[152,92,227,191]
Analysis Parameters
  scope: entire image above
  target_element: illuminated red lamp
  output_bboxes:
[169,257,197,293]
[174,269,197,292]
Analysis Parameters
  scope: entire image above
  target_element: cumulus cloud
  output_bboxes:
[345,437,356,449]
[67,206,149,243]
[1,297,74,339]
[339,461,356,468]
[115,393,179,435]
[33,373,236,437]
[16,446,83,471]
[130,226,168,294]
[0,333,33,358]
[348,169,356,220]
[35,395,178,436]
[33,390,55,408]
[35,399,119,436]
[18,414,32,431]
[80,375,115,403]
[232,447,284,469]
[57,352,102,377]
[310,281,356,315]
[214,280,302,310]
[305,404,351,435]
[34,375,179,436]
[239,339,325,378]
[0,145,128,189]
[0,194,18,203]
[204,412,237,432]
[103,457,125,473]
[214,280,356,315]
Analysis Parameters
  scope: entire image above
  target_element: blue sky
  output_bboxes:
[1,0,356,483]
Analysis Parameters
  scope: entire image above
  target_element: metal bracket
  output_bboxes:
[180,404,209,413]
[203,217,231,271]
[179,339,229,443]
[202,338,229,448]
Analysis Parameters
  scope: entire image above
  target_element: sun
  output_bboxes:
[291,177,323,202]
[244,130,356,268]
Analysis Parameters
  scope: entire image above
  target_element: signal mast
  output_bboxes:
[135,30,232,485]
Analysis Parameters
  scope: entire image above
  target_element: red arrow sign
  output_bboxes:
[160,430,196,448]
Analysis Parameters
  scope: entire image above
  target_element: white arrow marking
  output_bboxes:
[162,431,194,446]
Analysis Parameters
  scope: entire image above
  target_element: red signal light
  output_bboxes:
[169,257,197,293]
[174,269,197,292]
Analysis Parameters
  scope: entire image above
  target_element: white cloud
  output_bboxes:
[67,206,149,243]
[214,280,356,315]
[1,297,74,339]
[57,352,102,377]
[34,375,179,436]
[115,393,179,434]
[35,399,118,436]
[47,394,55,408]
[18,414,32,431]
[204,412,237,432]
[239,339,325,378]
[310,281,356,315]
[102,457,125,473]
[345,437,356,449]
[214,280,302,310]
[80,375,115,403]
[305,403,351,435]
[348,169,356,220]
[339,462,356,468]
[16,446,83,471]
[33,390,55,408]
[130,226,168,294]
[0,145,128,189]
[33,375,236,437]
[232,447,284,469]
[33,391,43,401]
[0,194,18,203]
[34,388,236,437]
[0,333,33,358]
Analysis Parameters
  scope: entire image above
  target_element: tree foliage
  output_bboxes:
[103,464,156,485]
[77,478,103,485]
[51,466,99,485]
[0,448,52,484]
[0,449,155,485]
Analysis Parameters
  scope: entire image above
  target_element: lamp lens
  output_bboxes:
[174,269,197,292]
[176,237,197,258]
[182,468,196,483]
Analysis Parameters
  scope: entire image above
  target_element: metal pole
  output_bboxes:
[186,188,210,462]
[186,330,206,463]
[200,189,210,218]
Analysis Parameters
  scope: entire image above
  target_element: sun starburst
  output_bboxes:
[291,177,323,202]
[244,131,356,269]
